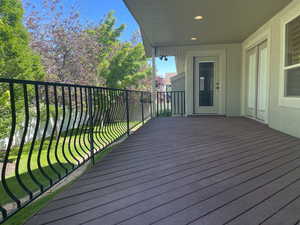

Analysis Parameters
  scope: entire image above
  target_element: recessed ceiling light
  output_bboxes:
[191,37,197,41]
[194,16,203,20]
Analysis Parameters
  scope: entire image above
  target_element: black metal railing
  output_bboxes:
[156,91,185,117]
[0,78,152,222]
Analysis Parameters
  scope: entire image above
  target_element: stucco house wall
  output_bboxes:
[165,44,242,116]
[241,0,300,138]
[170,72,185,91]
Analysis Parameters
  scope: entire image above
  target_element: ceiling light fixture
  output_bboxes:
[194,16,203,20]
[191,37,197,41]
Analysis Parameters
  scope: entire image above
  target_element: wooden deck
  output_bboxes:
[25,117,300,225]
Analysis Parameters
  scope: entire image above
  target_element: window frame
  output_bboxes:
[279,10,300,108]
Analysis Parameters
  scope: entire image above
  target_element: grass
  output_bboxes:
[0,121,140,206]
[1,146,114,225]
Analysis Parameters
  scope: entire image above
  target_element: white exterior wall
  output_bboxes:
[171,73,185,92]
[241,0,300,138]
[170,44,242,116]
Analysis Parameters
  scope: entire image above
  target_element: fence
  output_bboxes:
[0,78,152,222]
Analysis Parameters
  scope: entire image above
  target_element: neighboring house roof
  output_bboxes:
[156,73,177,86]
[123,0,292,56]
[164,73,177,85]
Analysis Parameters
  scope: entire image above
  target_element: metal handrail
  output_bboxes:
[0,79,152,222]
[156,91,186,117]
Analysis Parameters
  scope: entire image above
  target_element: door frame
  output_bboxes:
[194,57,219,114]
[242,29,271,124]
[185,49,226,115]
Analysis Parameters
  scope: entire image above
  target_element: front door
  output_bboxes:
[194,57,220,114]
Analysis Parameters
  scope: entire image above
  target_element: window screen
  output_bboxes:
[286,15,300,66]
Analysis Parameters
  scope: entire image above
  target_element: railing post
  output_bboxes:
[88,88,95,165]
[150,92,153,118]
[125,90,130,136]
[141,92,144,124]
[156,92,159,117]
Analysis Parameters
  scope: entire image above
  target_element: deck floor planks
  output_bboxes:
[25,117,300,225]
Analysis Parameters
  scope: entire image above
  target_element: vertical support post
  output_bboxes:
[125,90,130,136]
[156,92,159,117]
[141,92,144,124]
[152,47,157,117]
[181,92,184,116]
[88,88,95,165]
[150,93,153,118]
[184,91,186,115]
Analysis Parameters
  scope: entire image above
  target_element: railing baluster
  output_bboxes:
[66,87,80,167]
[111,90,120,138]
[61,86,74,169]
[0,78,156,222]
[45,86,61,180]
[100,89,109,147]
[93,88,102,150]
[15,84,32,198]
[141,92,144,124]
[181,91,184,116]
[77,87,89,159]
[36,85,54,186]
[156,92,159,117]
[27,84,44,192]
[101,89,109,146]
[72,87,85,163]
[52,86,66,177]
[88,88,95,165]
[106,90,114,143]
[153,91,185,117]
[1,82,20,207]
[54,86,68,174]
[125,90,130,136]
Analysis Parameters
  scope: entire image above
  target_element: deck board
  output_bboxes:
[25,117,300,225]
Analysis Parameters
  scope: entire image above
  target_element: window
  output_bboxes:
[285,15,300,97]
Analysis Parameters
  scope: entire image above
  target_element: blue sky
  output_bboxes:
[25,0,176,76]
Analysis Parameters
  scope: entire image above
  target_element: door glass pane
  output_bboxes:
[257,43,268,112]
[199,62,214,106]
[247,48,257,115]
[257,42,268,121]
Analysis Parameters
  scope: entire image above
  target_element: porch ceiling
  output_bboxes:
[124,0,292,55]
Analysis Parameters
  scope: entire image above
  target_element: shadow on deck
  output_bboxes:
[25,117,300,225]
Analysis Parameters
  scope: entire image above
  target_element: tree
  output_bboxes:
[90,13,151,89]
[101,42,151,89]
[0,0,44,80]
[0,0,45,141]
[24,0,152,89]
[24,0,102,85]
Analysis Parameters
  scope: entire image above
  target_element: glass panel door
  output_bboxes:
[246,41,269,122]
[199,62,214,106]
[246,47,258,118]
[194,56,219,114]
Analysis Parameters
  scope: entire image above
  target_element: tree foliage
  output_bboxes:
[101,42,151,89]
[0,0,44,80]
[0,0,44,140]
[24,1,152,89]
[89,12,151,89]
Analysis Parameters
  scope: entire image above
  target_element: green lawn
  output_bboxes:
[1,146,114,225]
[0,121,140,206]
